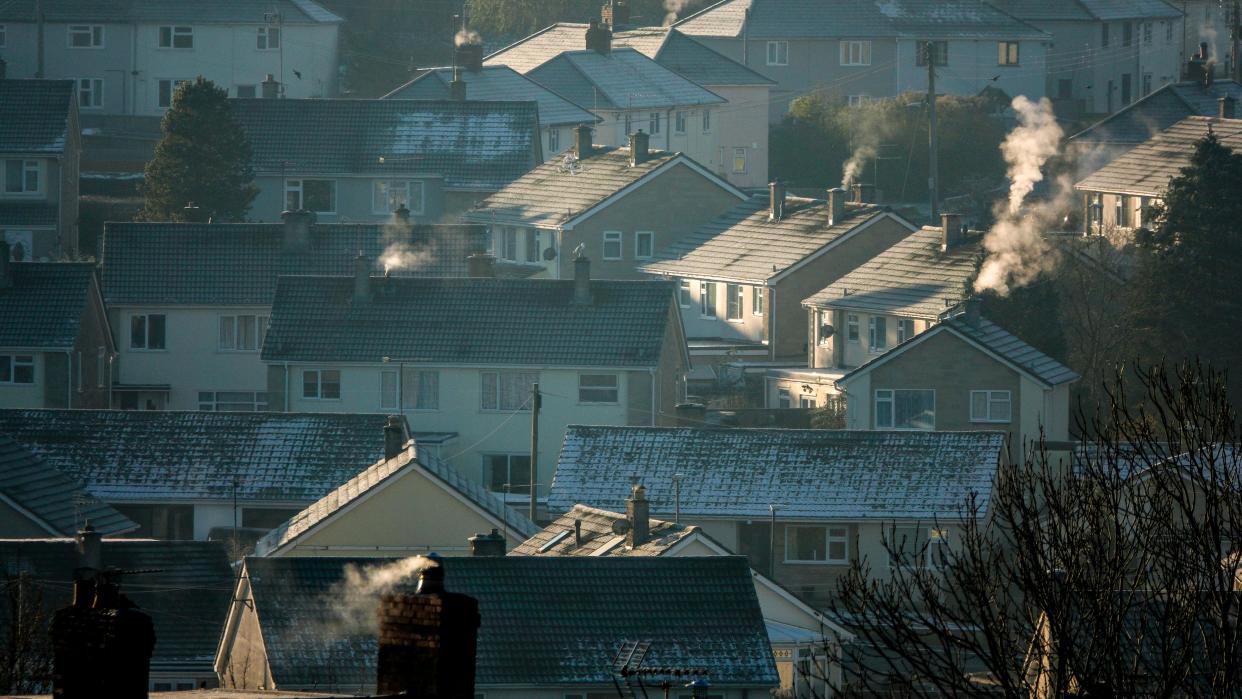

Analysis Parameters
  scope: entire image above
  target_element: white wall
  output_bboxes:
[675,277,767,343]
[0,351,48,409]
[894,38,1049,103]
[709,84,771,188]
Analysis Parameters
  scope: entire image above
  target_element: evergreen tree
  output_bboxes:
[140,77,257,222]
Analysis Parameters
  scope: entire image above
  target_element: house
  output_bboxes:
[0,256,113,409]
[216,555,779,696]
[774,215,980,409]
[0,0,342,114]
[0,409,412,541]
[548,425,1006,608]
[641,186,917,380]
[836,302,1079,457]
[100,216,487,411]
[254,434,539,557]
[0,534,233,690]
[1074,114,1242,235]
[0,79,80,258]
[673,0,1050,120]
[512,497,854,697]
[0,433,135,537]
[986,0,1185,116]
[460,129,748,279]
[260,256,688,511]
[228,98,542,222]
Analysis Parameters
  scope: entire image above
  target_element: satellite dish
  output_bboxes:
[611,519,631,535]
[820,324,835,338]
[543,246,558,261]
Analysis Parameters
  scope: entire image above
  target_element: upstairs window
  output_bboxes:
[218,315,268,352]
[875,388,935,430]
[198,391,268,411]
[998,41,1020,66]
[674,111,687,133]
[285,178,336,213]
[840,40,871,66]
[525,229,541,263]
[785,525,849,563]
[257,26,280,50]
[726,283,743,321]
[648,112,661,135]
[159,26,194,49]
[897,318,915,343]
[678,280,692,308]
[752,286,764,315]
[0,24,7,48]
[916,40,947,66]
[3,159,41,194]
[499,227,518,261]
[868,316,888,351]
[481,371,537,411]
[846,314,860,342]
[548,127,560,153]
[1143,22,1152,44]
[373,180,424,215]
[485,453,530,494]
[634,231,654,259]
[702,109,711,132]
[766,40,789,66]
[970,390,1012,423]
[1101,24,1110,48]
[302,369,341,399]
[0,355,34,384]
[235,84,257,99]
[732,147,747,173]
[77,78,104,109]
[130,314,166,350]
[603,231,623,260]
[699,281,717,318]
[578,373,619,403]
[68,25,103,48]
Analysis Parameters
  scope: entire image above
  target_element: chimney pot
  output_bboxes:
[449,67,467,101]
[455,43,484,73]
[941,213,964,250]
[354,252,371,302]
[585,19,612,54]
[768,181,786,221]
[574,519,583,547]
[574,124,594,158]
[851,182,877,204]
[1220,95,1237,120]
[628,129,651,166]
[827,187,847,226]
[572,250,593,305]
[261,73,280,99]
[383,415,406,459]
[281,209,313,251]
[0,240,11,290]
[626,483,650,547]
[467,252,497,278]
[468,528,506,556]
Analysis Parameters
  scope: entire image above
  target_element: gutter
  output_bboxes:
[64,350,73,408]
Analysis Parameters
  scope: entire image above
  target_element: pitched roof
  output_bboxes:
[1071,81,1242,147]
[0,435,136,536]
[0,410,398,504]
[262,275,677,367]
[802,227,980,318]
[241,555,778,688]
[0,201,59,228]
[382,65,600,127]
[527,48,725,110]
[229,98,539,190]
[0,80,74,154]
[0,539,233,669]
[1075,116,1242,197]
[100,222,488,306]
[987,0,1182,21]
[510,503,699,556]
[255,445,539,556]
[0,0,341,23]
[0,263,96,350]
[642,197,909,284]
[549,426,1006,520]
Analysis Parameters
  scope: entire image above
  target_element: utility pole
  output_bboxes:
[1233,0,1242,83]
[926,42,939,222]
[768,503,781,579]
[529,383,541,523]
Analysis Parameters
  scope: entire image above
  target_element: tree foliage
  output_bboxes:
[1,573,51,694]
[140,77,257,222]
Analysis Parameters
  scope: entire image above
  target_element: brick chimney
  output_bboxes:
[768,181,786,221]
[261,73,280,99]
[626,482,650,547]
[827,187,847,226]
[0,240,11,290]
[851,182,877,204]
[964,297,981,327]
[449,67,467,101]
[468,529,506,556]
[354,252,371,303]
[376,556,481,696]
[602,0,630,29]
[455,43,484,73]
[281,209,313,251]
[572,250,593,305]
[383,415,406,459]
[585,19,612,54]
[628,129,651,166]
[1220,95,1237,119]
[574,124,594,158]
[467,252,496,278]
[941,213,964,250]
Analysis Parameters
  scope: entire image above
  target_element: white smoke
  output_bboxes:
[378,213,431,275]
[663,0,690,25]
[326,556,436,636]
[455,29,482,47]
[841,144,876,189]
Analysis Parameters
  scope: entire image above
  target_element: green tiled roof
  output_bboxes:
[0,263,96,350]
[0,79,74,154]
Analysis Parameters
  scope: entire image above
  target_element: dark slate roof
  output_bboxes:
[639,28,775,86]
[101,222,488,306]
[0,435,135,536]
[0,539,233,669]
[229,98,539,190]
[1075,116,1242,196]
[0,410,397,504]
[939,311,1080,386]
[527,49,725,111]
[1070,81,1242,147]
[549,426,1006,520]
[0,80,74,154]
[0,202,58,228]
[243,555,777,688]
[0,0,341,23]
[262,275,676,367]
[802,227,980,318]
[0,263,96,350]
[988,0,1182,21]
[382,65,600,127]
[510,503,699,556]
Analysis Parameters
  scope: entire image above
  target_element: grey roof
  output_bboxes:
[382,65,600,127]
[242,555,778,688]
[1070,81,1242,147]
[262,275,677,367]
[0,202,58,227]
[549,426,1006,520]
[0,80,74,154]
[1076,116,1242,197]
[0,539,233,669]
[229,98,539,190]
[938,311,1080,386]
[0,0,341,23]
[803,227,980,318]
[675,0,1049,39]
[510,503,700,556]
[0,263,96,350]
[527,48,725,111]
[987,0,1182,21]
[642,197,902,284]
[101,222,488,306]
[255,445,539,555]
[0,435,135,536]
[0,410,398,504]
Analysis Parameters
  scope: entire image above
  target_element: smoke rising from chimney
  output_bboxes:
[326,556,436,636]
[378,213,431,275]
[456,29,482,47]
[663,0,690,25]
[841,144,876,189]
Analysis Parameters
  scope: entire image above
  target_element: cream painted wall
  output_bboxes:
[811,309,932,369]
[678,279,767,344]
[708,84,771,188]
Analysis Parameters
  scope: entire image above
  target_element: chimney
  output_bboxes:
[768,181,786,221]
[628,129,650,166]
[281,209,312,251]
[393,205,411,224]
[76,522,102,572]
[0,240,11,291]
[467,252,496,278]
[354,252,371,303]
[376,556,481,697]
[383,415,406,460]
[852,182,877,204]
[449,67,467,101]
[574,519,583,547]
[455,43,484,73]
[674,402,706,427]
[626,482,650,548]
[827,187,847,225]
[585,19,612,54]
[261,73,280,99]
[468,529,506,556]
[574,124,594,158]
[602,0,630,29]
[963,297,982,327]
[572,251,593,305]
[1220,95,1237,119]
[941,213,964,250]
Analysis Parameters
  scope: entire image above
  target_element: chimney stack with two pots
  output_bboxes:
[585,19,612,54]
[628,129,651,166]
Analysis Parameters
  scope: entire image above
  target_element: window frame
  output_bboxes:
[784,524,850,564]
[129,313,167,351]
[874,388,936,430]
[674,110,687,134]
[372,179,425,215]
[3,159,42,195]
[766,40,789,66]
[648,112,661,135]
[726,283,744,322]
[480,371,537,411]
[846,314,860,343]
[634,231,654,260]
[915,40,948,67]
[157,78,190,109]
[77,78,104,109]
[67,24,104,49]
[0,24,6,48]
[702,108,711,133]
[257,25,280,50]
[158,25,194,50]
[678,279,692,308]
[198,390,269,411]
[301,369,341,400]
[868,315,888,352]
[578,373,619,404]
[285,178,337,214]
[777,388,792,408]
[998,41,1020,66]
[217,314,268,352]
[548,127,560,153]
[484,453,532,495]
[699,281,717,319]
[401,368,440,411]
[969,389,1013,423]
[602,231,623,260]
[840,40,872,66]
[897,317,915,343]
[752,286,764,316]
[0,355,35,385]
[732,147,747,173]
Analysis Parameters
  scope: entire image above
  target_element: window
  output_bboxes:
[526,229,541,262]
[1143,22,1152,43]
[702,109,711,132]
[678,279,691,308]
[236,84,257,98]
[840,40,871,66]
[96,347,107,388]
[373,180,424,215]
[998,41,1020,66]
[766,40,788,66]
[257,26,280,50]
[674,111,687,133]
[699,281,717,318]
[752,286,764,315]
[159,26,194,49]
[157,79,190,108]
[485,454,530,494]
[732,147,747,173]
[198,391,268,411]
[649,112,661,134]
[3,160,40,194]
[1166,21,1173,42]
[481,371,537,411]
[634,231,653,259]
[785,525,848,563]
[1114,195,1124,227]
[777,388,792,408]
[927,528,950,569]
[302,369,341,399]
[846,314,860,342]
[218,315,268,351]
[970,390,1012,423]
[548,127,560,152]
[500,227,518,261]
[130,314,166,350]
[897,318,915,343]
[0,355,34,384]
[799,396,816,408]
[868,316,887,351]
[68,25,103,48]
[77,78,104,109]
[285,178,336,213]
[402,369,439,410]
[1122,22,1132,47]
[603,231,622,259]
[847,94,870,107]
[915,40,947,66]
[579,374,619,403]
[726,283,743,321]
[0,24,6,48]
[874,389,935,430]
[1101,24,1109,48]
[1142,72,1152,97]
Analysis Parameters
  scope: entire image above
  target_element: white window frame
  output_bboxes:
[649,112,661,135]
[257,25,280,50]
[868,315,888,352]
[578,373,619,404]
[77,78,104,109]
[732,147,747,173]
[784,524,849,564]
[840,40,872,66]
[198,390,269,411]
[970,390,1012,423]
[634,231,654,259]
[158,25,194,49]
[726,283,743,322]
[285,178,337,214]
[678,279,692,308]
[702,109,711,133]
[372,179,425,215]
[766,40,789,66]
[0,355,35,385]
[3,159,42,195]
[674,110,687,134]
[67,24,104,49]
[874,388,935,431]
[157,79,191,109]
[847,94,870,107]
[846,314,860,343]
[548,127,560,153]
[602,231,623,260]
[998,41,1020,66]
[498,227,519,261]
[480,371,537,411]
[777,388,792,408]
[301,369,341,400]
[752,286,764,316]
[699,281,717,319]
[218,314,268,352]
[129,313,167,351]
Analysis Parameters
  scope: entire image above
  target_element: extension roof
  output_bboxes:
[548,426,1006,520]
[0,410,398,504]
[802,227,980,318]
[527,48,725,111]
[0,201,58,228]
[382,65,599,127]
[1071,81,1242,149]
[1075,116,1242,197]
[0,0,341,24]
[262,275,677,367]
[229,98,540,190]
[0,263,99,350]
[510,503,700,556]
[239,555,778,688]
[100,222,488,306]
[0,79,74,154]
[985,0,1182,22]
[0,435,135,536]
